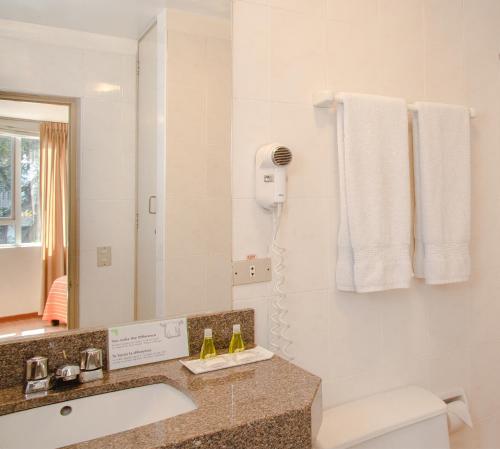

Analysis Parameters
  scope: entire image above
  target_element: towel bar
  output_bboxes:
[312,90,476,119]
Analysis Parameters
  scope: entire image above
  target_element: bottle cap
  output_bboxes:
[233,324,241,333]
[204,328,212,338]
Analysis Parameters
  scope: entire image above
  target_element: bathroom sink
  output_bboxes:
[0,383,197,449]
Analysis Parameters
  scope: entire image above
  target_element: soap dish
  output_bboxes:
[180,346,273,374]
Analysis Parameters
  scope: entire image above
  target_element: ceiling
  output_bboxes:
[0,0,230,40]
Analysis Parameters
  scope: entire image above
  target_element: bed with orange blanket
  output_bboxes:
[42,275,68,324]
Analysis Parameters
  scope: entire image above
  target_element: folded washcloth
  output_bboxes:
[336,93,413,292]
[412,102,471,284]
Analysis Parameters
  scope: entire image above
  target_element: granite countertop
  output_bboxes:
[0,355,321,449]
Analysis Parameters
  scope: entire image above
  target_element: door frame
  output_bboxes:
[0,91,80,329]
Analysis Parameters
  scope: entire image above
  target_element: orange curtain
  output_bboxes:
[40,122,68,314]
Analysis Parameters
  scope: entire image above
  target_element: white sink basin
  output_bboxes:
[0,383,197,449]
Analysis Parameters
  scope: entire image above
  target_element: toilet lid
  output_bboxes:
[315,386,447,449]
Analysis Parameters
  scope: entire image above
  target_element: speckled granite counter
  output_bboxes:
[0,355,321,449]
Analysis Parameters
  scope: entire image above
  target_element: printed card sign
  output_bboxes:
[108,318,189,370]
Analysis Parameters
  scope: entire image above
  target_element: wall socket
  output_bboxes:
[232,258,272,286]
[97,246,112,267]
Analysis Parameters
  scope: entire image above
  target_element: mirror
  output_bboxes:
[0,0,232,341]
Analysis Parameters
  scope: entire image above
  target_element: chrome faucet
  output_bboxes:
[24,348,104,394]
[54,363,80,383]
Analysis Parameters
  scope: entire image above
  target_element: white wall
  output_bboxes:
[0,246,41,316]
[0,19,137,327]
[231,1,500,448]
[164,10,232,317]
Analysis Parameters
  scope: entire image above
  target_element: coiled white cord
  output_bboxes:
[269,203,293,360]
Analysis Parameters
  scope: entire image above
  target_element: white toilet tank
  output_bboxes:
[314,386,450,449]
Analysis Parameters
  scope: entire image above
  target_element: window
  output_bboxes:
[0,132,40,246]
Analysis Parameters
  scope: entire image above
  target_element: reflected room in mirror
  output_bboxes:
[0,0,232,341]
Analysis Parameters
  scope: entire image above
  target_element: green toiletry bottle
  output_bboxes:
[229,324,245,353]
[200,328,217,360]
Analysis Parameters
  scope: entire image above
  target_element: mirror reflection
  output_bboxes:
[0,1,232,341]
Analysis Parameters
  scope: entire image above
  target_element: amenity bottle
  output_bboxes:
[200,328,217,360]
[229,324,245,353]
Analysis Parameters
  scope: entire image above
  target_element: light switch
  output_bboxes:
[97,246,112,267]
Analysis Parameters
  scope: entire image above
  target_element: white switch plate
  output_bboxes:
[97,246,112,267]
[232,258,272,286]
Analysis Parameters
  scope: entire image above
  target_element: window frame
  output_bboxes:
[0,130,41,248]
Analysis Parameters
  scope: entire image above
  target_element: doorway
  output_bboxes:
[0,91,79,338]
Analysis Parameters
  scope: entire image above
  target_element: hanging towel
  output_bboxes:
[336,93,413,293]
[412,102,471,284]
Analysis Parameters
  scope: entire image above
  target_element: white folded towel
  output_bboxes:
[412,102,471,284]
[336,93,413,293]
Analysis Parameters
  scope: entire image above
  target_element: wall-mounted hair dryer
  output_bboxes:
[255,143,293,210]
[255,143,293,360]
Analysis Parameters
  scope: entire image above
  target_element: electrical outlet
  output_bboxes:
[232,258,272,286]
[97,246,112,267]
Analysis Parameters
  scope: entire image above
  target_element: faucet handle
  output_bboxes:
[55,364,80,381]
[26,356,48,381]
[80,348,103,371]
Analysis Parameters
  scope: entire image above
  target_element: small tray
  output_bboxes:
[180,346,274,374]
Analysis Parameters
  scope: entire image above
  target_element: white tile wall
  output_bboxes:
[164,10,232,317]
[0,22,137,327]
[232,1,500,448]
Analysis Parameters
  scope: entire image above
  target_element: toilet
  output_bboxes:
[314,386,450,449]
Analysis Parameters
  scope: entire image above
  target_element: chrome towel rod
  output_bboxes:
[312,90,476,119]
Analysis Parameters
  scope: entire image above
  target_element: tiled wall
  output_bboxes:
[231,1,500,448]
[0,20,137,328]
[165,10,233,317]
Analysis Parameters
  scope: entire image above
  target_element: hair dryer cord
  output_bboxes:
[270,203,293,360]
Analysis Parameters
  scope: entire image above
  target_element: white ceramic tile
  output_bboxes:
[380,293,431,362]
[269,7,326,103]
[268,0,325,16]
[274,197,331,294]
[206,78,231,146]
[328,291,382,378]
[325,368,386,407]
[206,254,233,313]
[326,0,378,23]
[231,99,271,199]
[207,144,231,198]
[234,297,270,348]
[278,198,330,253]
[166,140,207,198]
[24,41,85,97]
[232,198,273,259]
[233,281,274,302]
[205,198,232,256]
[83,50,129,101]
[79,199,135,252]
[81,99,134,154]
[424,0,466,104]
[269,102,331,199]
[167,83,205,145]
[425,290,470,357]
[167,30,207,88]
[286,290,331,379]
[230,0,500,436]
[166,197,208,257]
[326,19,380,94]
[165,255,206,317]
[378,0,425,100]
[233,1,270,100]
[79,247,135,327]
[428,346,471,394]
[80,147,135,201]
